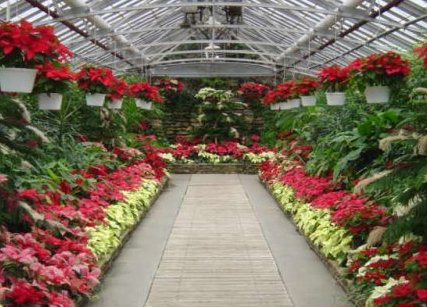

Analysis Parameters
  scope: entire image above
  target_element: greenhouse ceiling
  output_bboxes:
[1,0,426,77]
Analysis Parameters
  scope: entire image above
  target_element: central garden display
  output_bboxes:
[0,20,427,307]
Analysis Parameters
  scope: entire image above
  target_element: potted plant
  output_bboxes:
[128,82,164,110]
[347,52,410,104]
[0,20,72,93]
[262,88,281,110]
[77,66,116,106]
[317,65,349,106]
[285,80,301,110]
[295,77,320,106]
[238,82,270,104]
[107,78,127,109]
[156,78,184,100]
[33,61,75,110]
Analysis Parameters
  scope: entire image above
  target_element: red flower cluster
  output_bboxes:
[294,77,320,96]
[34,62,76,94]
[348,241,427,306]
[128,82,164,103]
[108,78,128,100]
[0,150,167,305]
[238,82,270,101]
[77,66,116,94]
[414,42,427,68]
[157,79,184,95]
[280,167,334,202]
[316,65,349,91]
[347,51,409,86]
[0,20,72,66]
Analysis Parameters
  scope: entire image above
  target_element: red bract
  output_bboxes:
[331,196,387,234]
[157,79,184,95]
[238,82,270,101]
[34,61,76,94]
[108,78,128,100]
[262,80,296,105]
[414,42,427,68]
[316,65,348,91]
[280,167,334,202]
[77,66,117,94]
[294,77,320,96]
[347,51,410,86]
[0,20,73,67]
[128,82,164,103]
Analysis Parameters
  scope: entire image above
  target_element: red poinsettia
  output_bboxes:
[414,42,427,68]
[128,82,164,103]
[107,78,128,100]
[238,82,270,101]
[347,51,410,87]
[77,66,117,94]
[294,77,320,96]
[262,80,296,105]
[317,65,349,91]
[33,61,76,94]
[0,20,72,67]
[157,78,184,96]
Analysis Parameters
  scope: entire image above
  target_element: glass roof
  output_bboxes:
[0,0,426,77]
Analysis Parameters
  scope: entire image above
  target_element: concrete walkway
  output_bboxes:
[89,174,350,307]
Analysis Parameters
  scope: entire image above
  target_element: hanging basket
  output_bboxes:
[38,93,63,110]
[326,92,346,106]
[0,68,37,93]
[136,99,152,110]
[86,93,106,106]
[280,99,300,110]
[270,103,280,111]
[108,99,123,109]
[301,95,316,107]
[364,86,390,104]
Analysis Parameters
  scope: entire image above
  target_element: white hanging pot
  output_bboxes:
[364,86,390,104]
[326,92,346,106]
[86,93,106,106]
[269,103,280,111]
[0,68,37,93]
[301,95,316,107]
[278,101,290,110]
[288,98,301,109]
[38,93,63,111]
[136,98,152,110]
[108,99,123,109]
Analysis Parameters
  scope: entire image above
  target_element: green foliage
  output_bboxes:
[192,87,249,142]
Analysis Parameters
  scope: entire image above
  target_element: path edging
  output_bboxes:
[259,178,362,307]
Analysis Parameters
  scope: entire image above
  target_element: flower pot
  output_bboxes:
[108,99,123,109]
[364,86,390,104]
[279,99,300,110]
[38,93,62,110]
[0,68,37,93]
[288,98,301,109]
[326,92,346,106]
[301,95,316,106]
[86,93,106,106]
[136,99,152,110]
[270,103,280,111]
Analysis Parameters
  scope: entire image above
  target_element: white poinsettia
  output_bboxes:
[365,277,409,307]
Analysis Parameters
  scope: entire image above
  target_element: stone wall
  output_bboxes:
[161,102,265,142]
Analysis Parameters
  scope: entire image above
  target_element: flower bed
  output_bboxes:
[0,152,168,306]
[259,155,427,306]
[158,141,275,166]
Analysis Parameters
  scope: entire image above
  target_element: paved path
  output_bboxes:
[90,174,350,307]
